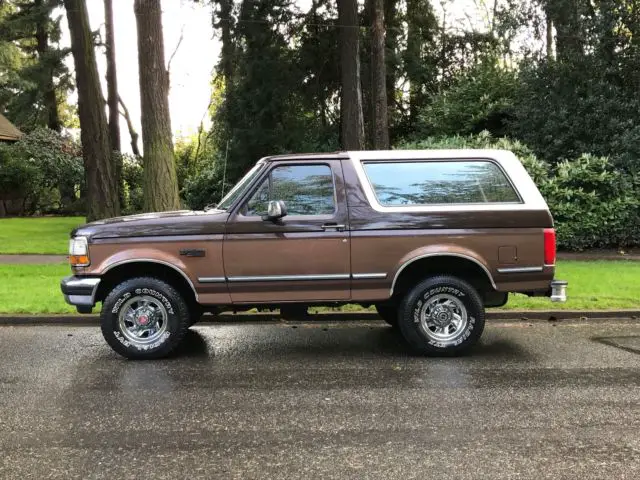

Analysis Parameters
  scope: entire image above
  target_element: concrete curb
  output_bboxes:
[0,310,638,326]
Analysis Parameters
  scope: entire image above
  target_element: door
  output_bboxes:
[223,160,351,303]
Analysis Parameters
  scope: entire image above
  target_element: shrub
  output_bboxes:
[182,163,225,211]
[511,58,640,172]
[418,63,519,138]
[544,155,640,250]
[121,155,144,215]
[8,128,84,214]
[0,143,40,215]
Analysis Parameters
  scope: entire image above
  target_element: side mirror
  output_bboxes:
[263,200,287,221]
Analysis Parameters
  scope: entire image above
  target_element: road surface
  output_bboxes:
[1,319,639,479]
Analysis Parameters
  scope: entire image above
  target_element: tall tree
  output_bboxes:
[0,0,72,131]
[104,0,119,152]
[338,0,365,150]
[404,0,438,127]
[214,0,235,93]
[543,0,585,62]
[134,0,180,211]
[64,0,119,221]
[370,0,389,148]
[383,0,399,133]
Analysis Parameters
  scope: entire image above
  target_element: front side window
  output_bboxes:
[244,164,335,216]
[363,160,520,206]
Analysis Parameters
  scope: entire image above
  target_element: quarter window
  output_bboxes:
[245,164,335,216]
[363,160,520,206]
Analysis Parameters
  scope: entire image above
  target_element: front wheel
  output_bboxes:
[397,275,485,356]
[100,277,190,359]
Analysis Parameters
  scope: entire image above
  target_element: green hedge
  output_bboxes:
[397,132,640,250]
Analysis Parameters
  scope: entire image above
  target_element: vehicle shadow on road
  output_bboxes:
[169,329,211,359]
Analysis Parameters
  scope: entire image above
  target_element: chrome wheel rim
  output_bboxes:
[118,295,168,345]
[418,294,468,342]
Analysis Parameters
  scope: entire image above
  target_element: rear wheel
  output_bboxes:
[100,277,190,359]
[397,275,485,356]
[375,303,398,327]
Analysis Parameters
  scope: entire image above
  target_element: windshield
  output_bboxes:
[214,162,265,211]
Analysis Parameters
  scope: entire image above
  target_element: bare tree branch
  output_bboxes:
[117,94,141,158]
[167,24,185,74]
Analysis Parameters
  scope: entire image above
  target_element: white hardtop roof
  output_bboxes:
[348,149,518,163]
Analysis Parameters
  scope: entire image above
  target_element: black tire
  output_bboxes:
[187,303,204,327]
[375,303,398,327]
[100,277,190,359]
[397,275,485,356]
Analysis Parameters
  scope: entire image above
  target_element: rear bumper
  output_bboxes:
[60,276,101,311]
[549,280,568,303]
[520,279,568,303]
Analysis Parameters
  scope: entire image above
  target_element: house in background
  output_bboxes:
[0,113,24,216]
[0,112,23,143]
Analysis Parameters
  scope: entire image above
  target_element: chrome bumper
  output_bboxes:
[60,276,101,311]
[549,280,568,303]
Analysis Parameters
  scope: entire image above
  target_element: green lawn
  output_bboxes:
[0,217,85,254]
[0,263,76,314]
[0,260,638,315]
[498,260,640,310]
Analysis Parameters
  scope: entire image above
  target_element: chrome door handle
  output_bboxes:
[322,223,346,231]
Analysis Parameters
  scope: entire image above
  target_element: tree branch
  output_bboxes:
[117,94,141,158]
[167,24,185,74]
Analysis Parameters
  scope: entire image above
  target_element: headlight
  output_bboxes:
[69,236,90,266]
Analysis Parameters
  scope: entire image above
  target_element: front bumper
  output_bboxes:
[61,276,101,312]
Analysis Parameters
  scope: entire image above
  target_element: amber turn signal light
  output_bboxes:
[69,255,90,266]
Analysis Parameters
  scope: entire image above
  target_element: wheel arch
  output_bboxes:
[95,259,199,306]
[390,251,497,299]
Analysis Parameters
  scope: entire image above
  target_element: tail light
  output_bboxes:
[544,228,556,265]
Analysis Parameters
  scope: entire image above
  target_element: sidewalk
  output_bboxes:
[0,254,67,264]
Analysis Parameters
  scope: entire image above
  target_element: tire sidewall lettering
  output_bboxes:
[114,330,171,351]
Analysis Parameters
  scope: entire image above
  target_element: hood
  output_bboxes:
[72,209,229,240]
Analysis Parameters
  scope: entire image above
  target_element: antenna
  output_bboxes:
[220,139,229,201]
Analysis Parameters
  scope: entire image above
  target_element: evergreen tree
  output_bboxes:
[0,0,72,131]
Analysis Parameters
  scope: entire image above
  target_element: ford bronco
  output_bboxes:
[61,150,567,359]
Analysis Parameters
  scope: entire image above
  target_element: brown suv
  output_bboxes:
[61,149,567,359]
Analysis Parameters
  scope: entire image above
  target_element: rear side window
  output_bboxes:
[362,160,520,206]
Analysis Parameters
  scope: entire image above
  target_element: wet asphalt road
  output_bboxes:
[1,319,640,479]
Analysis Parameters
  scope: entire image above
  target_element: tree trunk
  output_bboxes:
[104,0,120,152]
[546,15,554,59]
[371,0,389,149]
[406,0,420,126]
[104,0,123,208]
[546,0,583,62]
[338,0,365,150]
[216,0,235,93]
[383,0,397,122]
[64,0,120,221]
[34,0,61,132]
[134,0,180,212]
